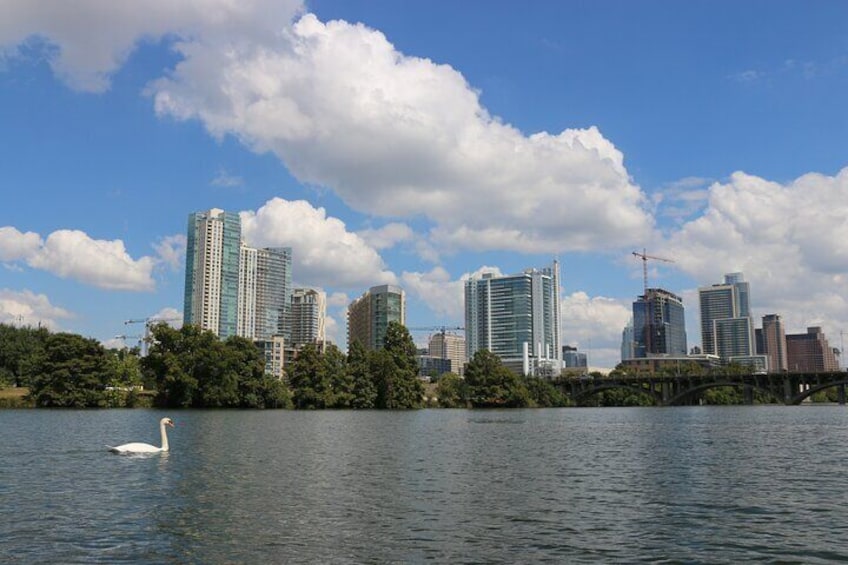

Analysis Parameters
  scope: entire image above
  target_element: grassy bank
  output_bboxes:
[0,387,34,408]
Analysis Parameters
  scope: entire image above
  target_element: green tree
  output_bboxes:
[143,323,291,408]
[103,348,145,407]
[324,344,354,408]
[373,322,423,409]
[0,323,49,388]
[435,372,467,408]
[289,343,330,408]
[347,340,376,408]
[464,349,531,408]
[143,324,204,407]
[30,332,111,407]
[523,376,569,407]
[228,336,291,408]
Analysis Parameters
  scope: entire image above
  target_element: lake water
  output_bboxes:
[2,406,848,563]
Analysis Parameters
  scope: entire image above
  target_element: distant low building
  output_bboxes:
[428,332,466,376]
[620,354,722,373]
[562,345,588,368]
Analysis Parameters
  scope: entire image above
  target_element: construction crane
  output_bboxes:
[124,315,182,356]
[631,248,675,297]
[631,248,675,359]
[407,325,464,338]
[114,334,144,350]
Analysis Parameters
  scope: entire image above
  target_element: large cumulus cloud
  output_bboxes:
[150,14,653,253]
[240,198,396,289]
[665,168,848,338]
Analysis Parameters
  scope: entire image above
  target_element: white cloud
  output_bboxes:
[143,12,654,253]
[0,288,72,329]
[149,307,182,326]
[401,265,506,322]
[357,222,414,250]
[153,234,186,270]
[28,230,156,291]
[0,0,304,92]
[323,312,343,348]
[210,168,244,188]
[402,267,462,319]
[0,226,41,261]
[664,167,848,341]
[327,292,349,308]
[240,197,396,290]
[1,226,157,291]
[4,4,653,252]
[561,291,632,368]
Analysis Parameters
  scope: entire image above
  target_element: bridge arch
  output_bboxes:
[571,382,663,406]
[665,381,781,406]
[789,379,848,405]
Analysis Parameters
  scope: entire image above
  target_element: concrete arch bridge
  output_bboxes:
[560,371,848,406]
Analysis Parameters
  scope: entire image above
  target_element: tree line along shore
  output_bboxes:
[1,322,839,409]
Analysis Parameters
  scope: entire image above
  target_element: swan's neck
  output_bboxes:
[160,422,170,452]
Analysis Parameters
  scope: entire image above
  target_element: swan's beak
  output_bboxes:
[168,421,175,427]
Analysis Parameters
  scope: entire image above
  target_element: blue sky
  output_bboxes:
[1,0,847,368]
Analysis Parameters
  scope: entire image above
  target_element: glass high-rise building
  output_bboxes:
[184,208,241,338]
[464,261,562,375]
[185,209,292,344]
[237,246,292,341]
[632,288,687,358]
[698,272,754,361]
[347,284,406,352]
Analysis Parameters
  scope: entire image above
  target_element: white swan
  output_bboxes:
[108,417,175,454]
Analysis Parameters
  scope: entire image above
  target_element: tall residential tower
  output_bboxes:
[184,208,241,338]
[464,261,562,376]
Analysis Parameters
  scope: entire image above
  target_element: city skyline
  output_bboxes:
[1,2,847,369]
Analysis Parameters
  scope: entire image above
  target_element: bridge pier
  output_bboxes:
[743,385,754,405]
[783,377,793,405]
[838,384,846,406]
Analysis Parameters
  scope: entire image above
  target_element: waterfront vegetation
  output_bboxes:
[0,321,841,409]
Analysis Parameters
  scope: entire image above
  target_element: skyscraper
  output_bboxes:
[184,208,241,338]
[237,246,292,341]
[464,261,562,375]
[185,209,292,344]
[698,272,754,361]
[621,320,635,361]
[254,247,292,340]
[291,287,327,349]
[760,314,788,373]
[632,288,687,358]
[347,284,406,352]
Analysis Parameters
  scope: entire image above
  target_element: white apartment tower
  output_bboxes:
[184,208,241,338]
[291,288,327,350]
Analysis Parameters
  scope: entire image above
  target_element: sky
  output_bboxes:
[1,0,847,369]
